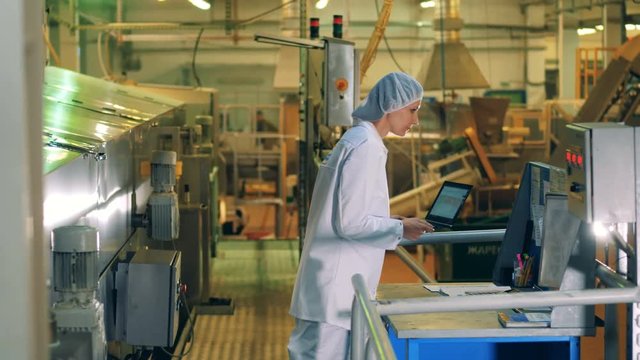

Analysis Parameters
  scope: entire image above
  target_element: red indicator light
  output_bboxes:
[571,153,577,164]
[577,155,583,166]
[335,78,349,92]
[566,151,571,162]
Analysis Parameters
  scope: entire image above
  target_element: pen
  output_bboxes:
[516,253,523,269]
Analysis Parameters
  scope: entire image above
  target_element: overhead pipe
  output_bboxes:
[76,20,547,32]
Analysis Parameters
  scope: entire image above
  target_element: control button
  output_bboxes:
[570,182,585,193]
[335,78,349,92]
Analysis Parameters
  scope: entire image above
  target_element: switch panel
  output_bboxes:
[565,123,635,223]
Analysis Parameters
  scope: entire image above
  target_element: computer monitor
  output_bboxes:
[491,162,567,286]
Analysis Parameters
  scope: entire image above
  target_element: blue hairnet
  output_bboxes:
[352,72,423,122]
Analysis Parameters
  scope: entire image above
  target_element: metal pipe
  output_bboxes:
[76,20,547,32]
[365,338,377,359]
[399,229,505,247]
[596,260,635,288]
[434,0,461,43]
[610,229,635,258]
[377,287,640,316]
[133,45,546,54]
[351,297,365,360]
[351,274,397,360]
[394,246,436,283]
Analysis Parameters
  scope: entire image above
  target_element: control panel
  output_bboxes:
[565,123,635,223]
[324,38,359,127]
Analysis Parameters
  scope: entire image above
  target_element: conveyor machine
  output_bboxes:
[43,67,195,359]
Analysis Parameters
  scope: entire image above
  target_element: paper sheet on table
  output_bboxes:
[424,283,512,297]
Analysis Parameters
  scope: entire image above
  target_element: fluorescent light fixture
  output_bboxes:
[577,28,596,36]
[189,0,211,10]
[416,21,427,27]
[420,1,435,8]
[315,0,329,9]
[595,24,604,31]
[625,23,637,31]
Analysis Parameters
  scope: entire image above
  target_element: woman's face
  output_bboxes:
[386,100,421,136]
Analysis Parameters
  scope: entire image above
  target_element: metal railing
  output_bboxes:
[350,229,640,359]
[351,273,640,360]
[351,274,397,360]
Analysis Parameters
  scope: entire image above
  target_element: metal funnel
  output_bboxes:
[421,0,489,90]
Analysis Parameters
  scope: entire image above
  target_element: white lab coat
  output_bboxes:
[289,120,404,330]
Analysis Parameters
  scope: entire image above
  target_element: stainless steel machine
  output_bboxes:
[43,66,218,359]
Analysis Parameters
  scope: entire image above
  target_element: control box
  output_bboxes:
[565,123,635,223]
[324,38,359,127]
[114,249,181,347]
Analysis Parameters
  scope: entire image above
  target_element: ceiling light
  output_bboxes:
[595,24,604,31]
[420,1,435,8]
[189,0,211,10]
[625,23,637,31]
[315,0,329,9]
[577,28,596,36]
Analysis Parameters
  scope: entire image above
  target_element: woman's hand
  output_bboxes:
[401,218,434,240]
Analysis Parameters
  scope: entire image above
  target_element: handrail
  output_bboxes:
[351,274,397,360]
[376,287,640,316]
[351,274,640,358]
[398,228,505,246]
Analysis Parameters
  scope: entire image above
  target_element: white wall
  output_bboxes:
[0,1,47,359]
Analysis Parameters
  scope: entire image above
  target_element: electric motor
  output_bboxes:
[52,225,99,299]
[151,150,177,193]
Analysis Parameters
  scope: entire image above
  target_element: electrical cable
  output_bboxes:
[192,28,205,87]
[374,0,406,73]
[97,31,111,79]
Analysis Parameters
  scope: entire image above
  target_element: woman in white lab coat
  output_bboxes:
[288,72,434,360]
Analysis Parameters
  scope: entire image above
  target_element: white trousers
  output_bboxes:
[288,318,350,360]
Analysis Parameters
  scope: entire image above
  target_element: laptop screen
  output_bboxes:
[425,181,473,228]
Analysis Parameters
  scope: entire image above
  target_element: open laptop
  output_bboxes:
[425,181,473,230]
